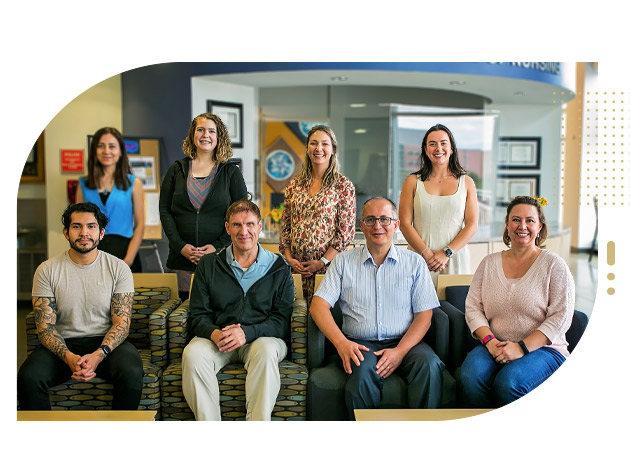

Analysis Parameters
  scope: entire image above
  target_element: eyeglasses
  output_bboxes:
[361,216,396,227]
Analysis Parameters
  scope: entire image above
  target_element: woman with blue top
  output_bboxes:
[77,127,145,272]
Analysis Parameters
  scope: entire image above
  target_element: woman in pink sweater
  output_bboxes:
[460,196,575,407]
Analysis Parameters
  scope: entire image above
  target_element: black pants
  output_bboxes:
[17,337,143,410]
[100,234,142,273]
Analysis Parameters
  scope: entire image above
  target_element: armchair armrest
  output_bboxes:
[291,296,307,365]
[424,306,449,365]
[307,313,326,370]
[167,299,191,365]
[440,300,473,373]
[149,297,182,367]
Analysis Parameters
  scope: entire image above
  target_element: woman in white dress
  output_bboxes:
[399,124,478,285]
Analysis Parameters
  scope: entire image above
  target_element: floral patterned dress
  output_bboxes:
[280,174,356,304]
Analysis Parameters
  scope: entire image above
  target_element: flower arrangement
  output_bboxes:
[270,204,284,223]
[535,196,548,207]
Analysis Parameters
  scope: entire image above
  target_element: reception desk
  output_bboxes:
[260,223,571,275]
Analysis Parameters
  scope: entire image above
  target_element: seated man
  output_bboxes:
[310,197,444,419]
[17,202,143,410]
[182,199,294,421]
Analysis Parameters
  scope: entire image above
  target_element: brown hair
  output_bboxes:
[413,124,466,181]
[225,199,261,222]
[503,196,547,248]
[86,127,132,190]
[182,113,232,162]
[294,125,341,188]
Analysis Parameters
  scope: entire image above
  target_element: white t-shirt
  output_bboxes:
[32,250,134,339]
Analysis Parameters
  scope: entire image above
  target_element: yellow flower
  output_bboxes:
[270,205,283,222]
[535,196,548,207]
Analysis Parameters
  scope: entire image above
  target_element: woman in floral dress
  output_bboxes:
[280,125,356,305]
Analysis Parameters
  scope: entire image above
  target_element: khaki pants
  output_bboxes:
[182,336,287,420]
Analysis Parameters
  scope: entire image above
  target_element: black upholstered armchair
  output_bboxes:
[306,302,455,420]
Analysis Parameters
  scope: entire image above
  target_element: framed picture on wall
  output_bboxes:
[207,100,243,148]
[21,132,45,183]
[496,174,540,206]
[498,137,541,170]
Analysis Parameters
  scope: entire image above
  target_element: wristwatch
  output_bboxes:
[320,256,331,267]
[99,345,112,357]
[443,246,454,258]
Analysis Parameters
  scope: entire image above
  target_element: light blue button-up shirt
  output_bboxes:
[314,244,439,341]
[225,244,278,294]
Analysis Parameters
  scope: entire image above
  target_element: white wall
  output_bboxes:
[42,75,123,258]
[491,103,563,226]
[190,78,257,192]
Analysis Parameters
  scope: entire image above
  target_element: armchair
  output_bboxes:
[160,274,308,420]
[23,274,182,418]
[306,277,456,420]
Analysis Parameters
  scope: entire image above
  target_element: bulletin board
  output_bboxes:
[129,139,162,240]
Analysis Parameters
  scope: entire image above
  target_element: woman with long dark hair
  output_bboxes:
[398,124,478,285]
[77,127,144,271]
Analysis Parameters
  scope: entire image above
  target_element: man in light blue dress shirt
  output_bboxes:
[310,197,444,419]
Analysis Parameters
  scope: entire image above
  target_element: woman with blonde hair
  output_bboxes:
[280,125,356,304]
[160,113,247,298]
[77,126,144,272]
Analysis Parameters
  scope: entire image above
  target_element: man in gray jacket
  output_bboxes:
[182,199,294,420]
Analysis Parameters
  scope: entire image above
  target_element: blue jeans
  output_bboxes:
[459,344,565,407]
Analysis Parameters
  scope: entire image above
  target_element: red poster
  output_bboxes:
[61,149,84,173]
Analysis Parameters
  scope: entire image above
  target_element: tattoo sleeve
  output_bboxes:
[101,292,133,350]
[32,296,69,361]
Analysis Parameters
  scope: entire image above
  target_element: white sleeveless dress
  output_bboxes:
[411,175,471,286]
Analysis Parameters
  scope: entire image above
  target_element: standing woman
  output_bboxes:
[160,113,247,299]
[280,125,356,305]
[77,127,144,272]
[399,124,478,285]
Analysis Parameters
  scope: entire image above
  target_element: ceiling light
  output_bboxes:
[514,91,525,96]
[354,128,367,134]
[330,76,348,81]
[350,103,367,108]
[449,80,466,86]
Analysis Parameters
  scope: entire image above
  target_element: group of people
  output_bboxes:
[17,117,575,421]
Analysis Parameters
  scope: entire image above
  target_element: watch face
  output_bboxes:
[445,248,453,257]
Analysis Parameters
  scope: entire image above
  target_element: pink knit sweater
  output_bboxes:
[465,250,575,358]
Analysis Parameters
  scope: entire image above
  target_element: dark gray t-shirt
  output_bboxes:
[32,250,134,339]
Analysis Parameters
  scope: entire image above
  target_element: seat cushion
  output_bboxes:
[160,360,307,421]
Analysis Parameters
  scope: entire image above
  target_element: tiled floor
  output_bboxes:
[16,252,598,372]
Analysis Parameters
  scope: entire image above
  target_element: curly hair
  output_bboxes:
[413,124,466,181]
[182,113,233,162]
[62,202,109,231]
[294,125,341,188]
[85,127,132,190]
[503,196,547,248]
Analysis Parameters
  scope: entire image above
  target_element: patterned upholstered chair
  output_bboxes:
[160,274,308,420]
[22,273,181,418]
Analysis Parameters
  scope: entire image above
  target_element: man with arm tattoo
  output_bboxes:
[17,202,143,410]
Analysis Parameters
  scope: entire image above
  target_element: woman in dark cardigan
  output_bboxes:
[160,113,247,299]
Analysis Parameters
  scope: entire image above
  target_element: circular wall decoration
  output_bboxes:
[266,149,295,181]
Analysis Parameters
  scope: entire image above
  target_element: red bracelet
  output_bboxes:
[482,334,495,346]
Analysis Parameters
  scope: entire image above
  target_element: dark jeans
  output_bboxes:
[17,336,143,410]
[342,338,444,419]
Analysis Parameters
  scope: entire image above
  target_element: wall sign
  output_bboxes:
[60,149,84,173]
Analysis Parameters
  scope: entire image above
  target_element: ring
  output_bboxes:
[502,359,507,364]
[387,365,392,369]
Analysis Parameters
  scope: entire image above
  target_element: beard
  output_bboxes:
[69,237,100,254]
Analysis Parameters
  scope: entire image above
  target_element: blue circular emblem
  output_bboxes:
[266,150,295,181]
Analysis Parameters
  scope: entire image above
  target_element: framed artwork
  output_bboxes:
[21,132,45,183]
[207,100,243,148]
[498,137,541,170]
[496,174,540,205]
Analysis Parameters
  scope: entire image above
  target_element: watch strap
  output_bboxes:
[518,340,530,355]
[320,256,331,267]
[482,334,495,346]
